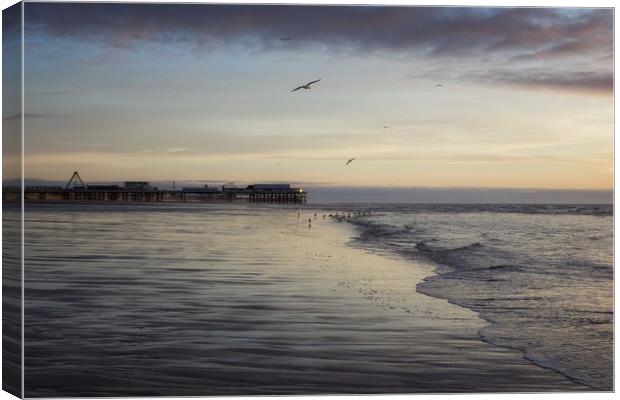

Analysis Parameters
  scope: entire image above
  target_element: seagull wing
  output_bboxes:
[291,86,303,92]
[307,79,321,86]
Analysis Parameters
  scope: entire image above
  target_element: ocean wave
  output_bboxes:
[348,219,414,240]
[415,240,483,253]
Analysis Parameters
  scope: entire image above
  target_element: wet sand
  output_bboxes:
[24,204,587,396]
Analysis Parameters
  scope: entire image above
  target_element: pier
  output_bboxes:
[3,172,307,204]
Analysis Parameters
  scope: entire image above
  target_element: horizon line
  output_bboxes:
[11,177,614,192]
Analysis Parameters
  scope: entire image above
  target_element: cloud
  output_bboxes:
[512,40,604,61]
[25,4,612,61]
[469,68,613,94]
[412,62,613,95]
[500,71,613,94]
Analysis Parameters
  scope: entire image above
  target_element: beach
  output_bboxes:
[23,203,598,396]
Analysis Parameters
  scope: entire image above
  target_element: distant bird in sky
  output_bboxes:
[292,79,321,92]
[345,158,356,166]
[280,37,292,41]
[435,83,444,87]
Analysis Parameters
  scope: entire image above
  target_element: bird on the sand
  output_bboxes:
[345,158,356,166]
[292,79,321,92]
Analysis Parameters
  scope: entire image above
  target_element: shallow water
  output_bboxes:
[3,205,22,397]
[23,203,592,396]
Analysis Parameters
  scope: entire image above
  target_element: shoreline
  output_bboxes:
[305,215,590,392]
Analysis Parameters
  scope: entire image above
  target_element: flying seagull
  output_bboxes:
[435,83,444,87]
[280,37,292,41]
[292,79,321,92]
[345,158,356,166]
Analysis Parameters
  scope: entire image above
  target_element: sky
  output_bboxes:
[12,2,615,193]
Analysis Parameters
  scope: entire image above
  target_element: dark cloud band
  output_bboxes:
[25,4,613,94]
[25,4,611,55]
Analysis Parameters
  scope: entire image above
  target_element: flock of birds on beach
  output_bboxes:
[298,210,374,228]
[283,37,445,166]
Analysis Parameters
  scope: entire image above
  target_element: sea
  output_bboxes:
[8,202,612,395]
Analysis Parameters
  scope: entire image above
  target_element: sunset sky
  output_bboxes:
[16,2,614,189]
